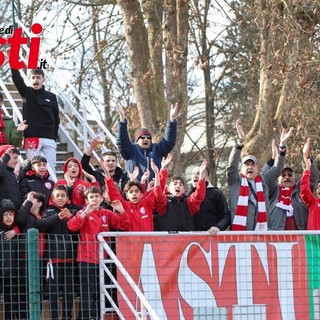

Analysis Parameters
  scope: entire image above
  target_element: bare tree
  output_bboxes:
[243,0,320,166]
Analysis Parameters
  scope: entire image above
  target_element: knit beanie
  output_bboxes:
[0,199,16,229]
[134,128,152,142]
[0,199,16,214]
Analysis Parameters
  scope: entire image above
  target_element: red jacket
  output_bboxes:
[300,169,320,230]
[67,207,130,264]
[106,178,163,231]
[55,157,99,207]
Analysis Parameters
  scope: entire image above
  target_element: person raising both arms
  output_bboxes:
[227,119,292,231]
[116,102,178,182]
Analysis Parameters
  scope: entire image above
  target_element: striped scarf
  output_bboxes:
[232,174,267,231]
[276,186,294,217]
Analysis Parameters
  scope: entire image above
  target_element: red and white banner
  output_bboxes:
[116,234,310,320]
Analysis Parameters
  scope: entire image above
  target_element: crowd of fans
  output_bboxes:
[0,66,319,319]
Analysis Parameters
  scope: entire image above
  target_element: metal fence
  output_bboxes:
[1,230,319,320]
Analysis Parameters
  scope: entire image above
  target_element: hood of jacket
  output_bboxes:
[62,157,83,179]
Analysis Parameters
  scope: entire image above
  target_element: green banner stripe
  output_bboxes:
[306,235,320,320]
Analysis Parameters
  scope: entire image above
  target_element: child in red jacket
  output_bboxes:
[67,185,130,320]
[102,159,164,231]
[55,157,99,207]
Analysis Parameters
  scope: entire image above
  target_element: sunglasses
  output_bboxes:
[139,135,151,140]
[281,172,293,178]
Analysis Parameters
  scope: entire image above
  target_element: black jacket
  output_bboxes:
[36,205,78,261]
[0,153,21,210]
[15,200,43,257]
[0,224,18,275]
[187,182,231,231]
[154,195,195,232]
[11,69,60,140]
[81,153,129,190]
[20,169,55,208]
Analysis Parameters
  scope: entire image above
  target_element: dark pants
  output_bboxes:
[1,269,18,320]
[48,262,75,320]
[77,261,99,320]
[17,257,29,319]
[17,257,44,319]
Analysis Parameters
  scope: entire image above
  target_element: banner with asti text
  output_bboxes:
[116,234,320,320]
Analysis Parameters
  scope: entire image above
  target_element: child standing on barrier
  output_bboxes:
[36,185,79,320]
[7,47,60,175]
[0,199,20,320]
[67,186,130,320]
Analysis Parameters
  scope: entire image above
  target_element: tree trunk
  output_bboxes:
[116,0,156,131]
[164,0,189,176]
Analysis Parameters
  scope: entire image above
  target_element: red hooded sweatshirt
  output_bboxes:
[55,157,99,207]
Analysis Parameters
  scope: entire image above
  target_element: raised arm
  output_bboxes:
[115,104,135,160]
[263,127,293,187]
[116,103,125,122]
[151,159,167,215]
[7,49,28,96]
[101,159,126,204]
[81,137,103,175]
[169,102,179,121]
[300,156,315,208]
[159,153,172,189]
[226,119,244,185]
[300,138,319,192]
[261,139,277,175]
[187,160,207,215]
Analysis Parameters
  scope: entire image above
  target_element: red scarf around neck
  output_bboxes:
[276,185,294,217]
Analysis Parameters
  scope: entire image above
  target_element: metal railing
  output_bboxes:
[0,78,58,180]
[2,19,118,179]
[98,232,161,320]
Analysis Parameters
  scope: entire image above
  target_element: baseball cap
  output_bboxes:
[241,155,258,165]
[282,165,294,173]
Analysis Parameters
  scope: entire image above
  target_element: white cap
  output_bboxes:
[241,155,258,165]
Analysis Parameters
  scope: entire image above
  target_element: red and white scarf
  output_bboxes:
[276,186,294,217]
[232,174,267,231]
